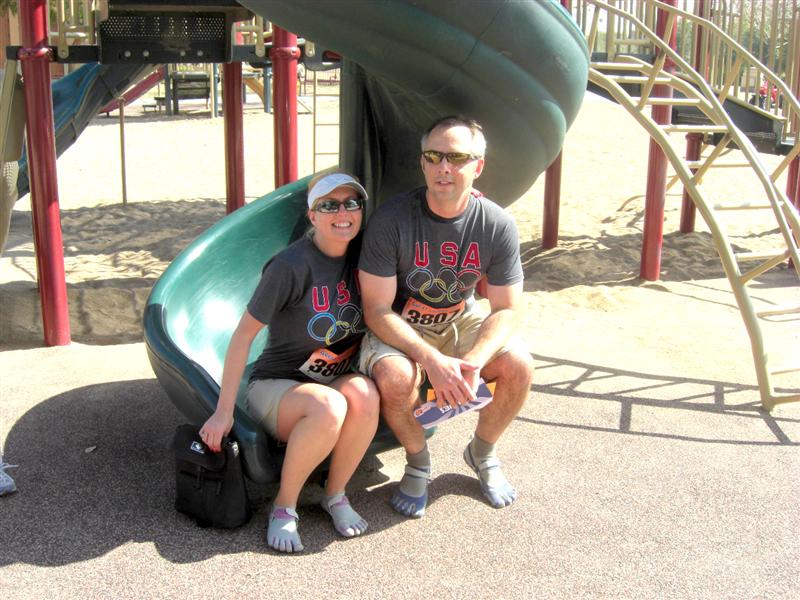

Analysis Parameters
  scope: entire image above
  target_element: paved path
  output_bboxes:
[2,337,798,599]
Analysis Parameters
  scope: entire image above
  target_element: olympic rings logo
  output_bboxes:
[406,267,482,304]
[307,302,362,344]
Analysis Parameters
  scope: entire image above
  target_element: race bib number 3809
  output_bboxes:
[401,297,465,328]
[299,344,357,383]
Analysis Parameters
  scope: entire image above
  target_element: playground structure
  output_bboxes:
[564,0,800,410]
[1,1,798,481]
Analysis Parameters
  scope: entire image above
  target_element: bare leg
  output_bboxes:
[372,356,431,517]
[273,384,348,506]
[373,355,424,452]
[321,374,380,537]
[464,348,534,508]
[324,374,380,494]
[476,348,533,443]
[267,383,347,552]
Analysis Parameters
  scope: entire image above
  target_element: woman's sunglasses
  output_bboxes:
[312,197,363,213]
[422,150,481,165]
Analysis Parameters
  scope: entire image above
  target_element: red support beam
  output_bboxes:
[693,0,709,80]
[640,0,677,281]
[787,156,799,208]
[679,0,709,232]
[19,0,70,345]
[788,156,799,272]
[542,153,562,249]
[222,62,245,213]
[790,24,800,210]
[679,133,702,233]
[541,0,572,249]
[270,26,299,187]
[786,6,800,271]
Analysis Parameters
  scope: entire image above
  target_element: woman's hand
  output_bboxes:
[199,410,233,453]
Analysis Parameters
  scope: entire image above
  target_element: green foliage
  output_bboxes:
[741,1,792,71]
[0,1,73,25]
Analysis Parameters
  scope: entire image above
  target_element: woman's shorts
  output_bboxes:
[356,309,525,378]
[246,378,301,438]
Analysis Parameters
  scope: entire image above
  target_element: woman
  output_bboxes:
[200,172,378,553]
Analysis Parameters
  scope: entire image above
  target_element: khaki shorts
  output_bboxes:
[246,378,300,438]
[357,310,524,378]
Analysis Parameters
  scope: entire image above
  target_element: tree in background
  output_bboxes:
[737,0,793,76]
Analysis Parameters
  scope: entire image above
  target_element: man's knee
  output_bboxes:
[373,355,420,406]
[486,347,534,388]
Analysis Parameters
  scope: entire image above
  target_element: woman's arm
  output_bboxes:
[200,311,265,452]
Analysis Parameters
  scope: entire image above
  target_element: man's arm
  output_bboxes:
[460,281,524,388]
[359,270,478,407]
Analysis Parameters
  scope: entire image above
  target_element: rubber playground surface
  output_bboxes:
[1,95,799,598]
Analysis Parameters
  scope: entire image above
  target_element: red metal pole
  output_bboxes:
[222,62,245,213]
[790,18,800,210]
[693,0,709,80]
[680,133,702,233]
[640,0,677,281]
[542,0,571,250]
[679,0,708,232]
[542,153,562,249]
[270,26,299,187]
[788,156,799,272]
[19,0,70,345]
[787,157,800,209]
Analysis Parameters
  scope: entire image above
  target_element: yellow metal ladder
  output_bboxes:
[309,63,341,173]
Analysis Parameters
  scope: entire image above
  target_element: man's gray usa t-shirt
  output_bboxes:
[359,187,522,328]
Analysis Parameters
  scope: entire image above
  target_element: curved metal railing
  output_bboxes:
[582,0,800,409]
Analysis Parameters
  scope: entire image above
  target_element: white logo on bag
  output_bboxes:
[190,441,206,454]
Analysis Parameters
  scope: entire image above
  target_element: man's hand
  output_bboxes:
[425,351,480,409]
[461,365,482,399]
[199,409,233,453]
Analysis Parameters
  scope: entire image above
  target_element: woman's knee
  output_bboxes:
[306,389,348,432]
[336,375,380,422]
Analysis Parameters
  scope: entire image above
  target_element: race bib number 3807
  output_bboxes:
[299,344,357,383]
[401,297,465,328]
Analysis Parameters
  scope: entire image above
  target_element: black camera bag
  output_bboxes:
[172,424,252,528]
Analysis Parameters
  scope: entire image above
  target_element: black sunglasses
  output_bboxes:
[422,150,481,165]
[312,197,363,213]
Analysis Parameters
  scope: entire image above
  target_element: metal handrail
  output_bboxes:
[585,0,800,181]
[55,0,95,59]
[582,0,799,163]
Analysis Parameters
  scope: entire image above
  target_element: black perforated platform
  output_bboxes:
[98,2,251,63]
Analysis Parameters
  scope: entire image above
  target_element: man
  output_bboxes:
[358,115,534,518]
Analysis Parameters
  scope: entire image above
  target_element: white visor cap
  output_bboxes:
[307,173,368,209]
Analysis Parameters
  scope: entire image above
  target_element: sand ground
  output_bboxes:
[1,94,799,599]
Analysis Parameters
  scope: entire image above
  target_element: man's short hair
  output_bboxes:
[420,115,487,157]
